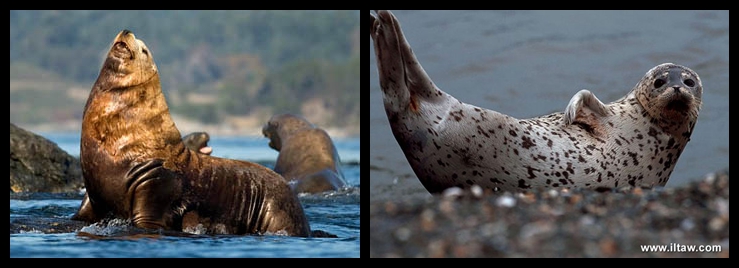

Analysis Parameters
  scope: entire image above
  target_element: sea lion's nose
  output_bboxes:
[121,29,132,36]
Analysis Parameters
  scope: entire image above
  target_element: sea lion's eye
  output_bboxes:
[142,49,148,56]
[683,79,695,87]
[653,79,665,88]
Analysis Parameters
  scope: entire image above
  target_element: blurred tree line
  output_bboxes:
[9,10,359,130]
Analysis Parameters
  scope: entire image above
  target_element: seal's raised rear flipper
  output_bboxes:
[369,12,376,35]
[564,89,609,134]
[370,10,439,113]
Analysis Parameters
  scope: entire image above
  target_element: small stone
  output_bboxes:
[394,227,411,242]
[470,185,483,198]
[704,172,716,184]
[496,194,516,208]
[708,217,726,232]
[442,187,463,198]
[420,209,436,231]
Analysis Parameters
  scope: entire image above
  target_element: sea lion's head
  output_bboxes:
[635,63,702,123]
[182,132,212,155]
[96,29,158,91]
[262,114,314,151]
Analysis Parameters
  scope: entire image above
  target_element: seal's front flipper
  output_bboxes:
[564,89,609,134]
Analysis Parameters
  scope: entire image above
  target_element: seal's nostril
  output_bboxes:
[673,87,680,92]
[122,29,132,35]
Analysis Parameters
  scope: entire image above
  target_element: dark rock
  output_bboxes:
[10,123,83,193]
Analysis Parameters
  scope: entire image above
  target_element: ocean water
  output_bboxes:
[10,133,360,258]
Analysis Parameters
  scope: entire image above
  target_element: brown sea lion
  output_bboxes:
[262,114,347,194]
[74,131,212,220]
[72,30,310,236]
[182,132,212,155]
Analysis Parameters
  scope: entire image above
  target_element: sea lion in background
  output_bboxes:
[369,10,702,193]
[182,132,212,155]
[262,114,347,194]
[73,30,310,236]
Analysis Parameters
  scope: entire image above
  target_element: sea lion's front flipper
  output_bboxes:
[126,159,182,230]
[71,193,104,222]
[564,89,609,134]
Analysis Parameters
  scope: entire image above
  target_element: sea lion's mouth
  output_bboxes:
[112,41,134,60]
[199,146,212,155]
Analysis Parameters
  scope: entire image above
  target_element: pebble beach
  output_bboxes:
[370,169,729,257]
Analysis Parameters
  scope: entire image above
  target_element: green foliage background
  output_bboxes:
[9,10,360,132]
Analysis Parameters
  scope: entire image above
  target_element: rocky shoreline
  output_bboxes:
[370,169,729,257]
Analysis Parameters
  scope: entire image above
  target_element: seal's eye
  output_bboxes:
[684,79,695,87]
[653,79,665,88]
[142,48,148,56]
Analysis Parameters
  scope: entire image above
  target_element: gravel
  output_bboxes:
[370,169,729,257]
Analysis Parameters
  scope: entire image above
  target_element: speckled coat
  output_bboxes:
[370,10,702,193]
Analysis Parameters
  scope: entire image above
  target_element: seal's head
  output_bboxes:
[262,114,314,151]
[96,29,158,91]
[635,63,702,123]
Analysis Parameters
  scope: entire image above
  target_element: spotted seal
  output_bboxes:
[369,10,702,193]
[72,30,311,236]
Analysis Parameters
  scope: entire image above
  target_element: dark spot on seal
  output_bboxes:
[478,125,490,138]
[526,166,539,179]
[648,127,658,137]
[466,180,473,185]
[509,130,517,137]
[452,173,458,179]
[628,152,639,166]
[518,179,531,189]
[521,136,535,149]
[666,137,675,149]
[578,155,587,163]
[547,139,553,148]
